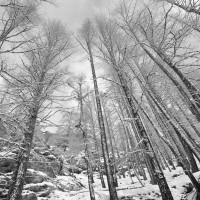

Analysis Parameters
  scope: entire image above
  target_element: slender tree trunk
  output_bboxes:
[87,43,118,200]
[115,68,174,199]
[173,99,200,138]
[148,91,200,194]
[179,137,199,173]
[102,102,118,187]
[82,129,96,200]
[88,94,106,188]
[155,49,200,110]
[132,34,200,122]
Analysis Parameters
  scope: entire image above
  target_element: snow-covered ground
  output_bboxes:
[44,167,200,200]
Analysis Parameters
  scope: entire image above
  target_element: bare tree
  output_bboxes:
[94,15,174,200]
[68,75,96,200]
[0,0,41,54]
[116,1,200,122]
[5,20,73,200]
[76,19,119,200]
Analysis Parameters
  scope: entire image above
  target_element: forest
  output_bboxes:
[1,0,200,200]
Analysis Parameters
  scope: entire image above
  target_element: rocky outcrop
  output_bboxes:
[0,148,62,178]
[29,148,63,177]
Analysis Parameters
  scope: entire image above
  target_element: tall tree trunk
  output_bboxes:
[116,70,174,199]
[87,43,118,200]
[102,102,118,187]
[179,136,199,173]
[131,32,200,122]
[175,102,200,138]
[88,94,106,188]
[148,90,200,194]
[82,129,96,200]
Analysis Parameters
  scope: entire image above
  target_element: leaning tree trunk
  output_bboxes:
[115,69,174,200]
[7,107,38,200]
[148,90,200,195]
[156,49,200,110]
[132,34,200,122]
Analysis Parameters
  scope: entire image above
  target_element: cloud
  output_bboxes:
[42,0,113,30]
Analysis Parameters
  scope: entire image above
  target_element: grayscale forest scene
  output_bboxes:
[1,0,200,200]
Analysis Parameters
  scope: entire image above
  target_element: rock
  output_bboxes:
[67,166,82,174]
[0,169,47,190]
[76,158,87,171]
[183,182,194,194]
[25,169,48,184]
[66,154,87,171]
[24,182,56,197]
[0,152,17,173]
[46,155,56,160]
[41,151,51,156]
[28,154,60,178]
[34,147,49,154]
[0,188,7,199]
[55,176,85,191]
[22,191,37,200]
[0,175,11,189]
[11,148,20,154]
[0,148,61,178]
[172,173,181,178]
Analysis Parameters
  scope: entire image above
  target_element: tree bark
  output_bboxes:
[87,42,118,200]
[7,107,38,200]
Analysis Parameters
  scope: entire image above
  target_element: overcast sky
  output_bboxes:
[42,0,113,30]
[41,0,115,74]
[40,0,115,132]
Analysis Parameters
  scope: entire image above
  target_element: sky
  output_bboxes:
[40,0,115,132]
[41,0,115,75]
[42,0,113,31]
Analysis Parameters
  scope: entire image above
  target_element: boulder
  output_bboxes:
[28,153,60,178]
[25,169,47,184]
[46,155,57,160]
[0,152,17,173]
[66,165,82,174]
[75,158,87,171]
[22,191,37,200]
[24,182,56,197]
[55,176,85,191]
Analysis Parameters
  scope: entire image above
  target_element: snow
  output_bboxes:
[45,166,199,200]
[27,169,48,178]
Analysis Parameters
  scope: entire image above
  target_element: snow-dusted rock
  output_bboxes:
[0,152,17,173]
[40,151,51,156]
[55,176,85,191]
[22,190,37,200]
[25,169,48,184]
[24,182,56,197]
[46,155,57,160]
